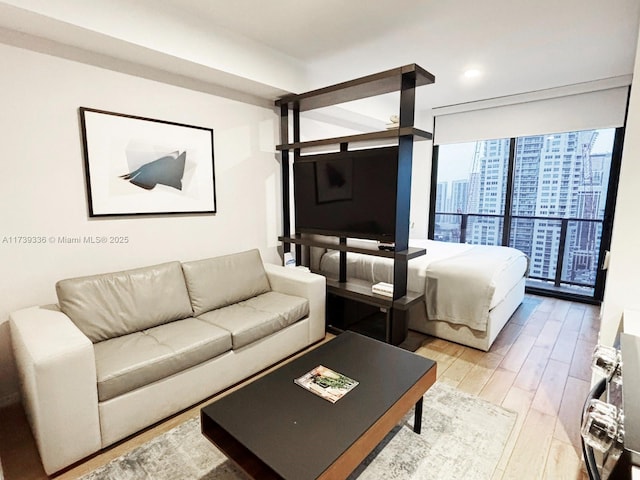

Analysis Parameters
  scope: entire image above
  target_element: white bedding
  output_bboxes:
[317,239,528,332]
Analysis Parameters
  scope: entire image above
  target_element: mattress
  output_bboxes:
[317,239,528,332]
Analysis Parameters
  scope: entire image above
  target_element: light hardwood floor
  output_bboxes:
[0,294,598,479]
[414,294,598,480]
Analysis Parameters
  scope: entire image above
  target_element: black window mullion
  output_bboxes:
[594,126,625,301]
[428,144,439,240]
[502,138,516,246]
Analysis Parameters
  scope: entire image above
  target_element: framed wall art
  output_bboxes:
[79,107,216,217]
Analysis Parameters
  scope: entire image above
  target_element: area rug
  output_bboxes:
[79,382,516,480]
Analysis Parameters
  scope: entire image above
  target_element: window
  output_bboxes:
[432,128,619,300]
[433,139,509,245]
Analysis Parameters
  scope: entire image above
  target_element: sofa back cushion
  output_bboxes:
[56,261,193,343]
[181,249,271,316]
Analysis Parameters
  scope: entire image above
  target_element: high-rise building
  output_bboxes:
[526,131,604,283]
[467,139,509,245]
[435,181,448,215]
[450,179,469,215]
[510,135,544,259]
[434,129,612,289]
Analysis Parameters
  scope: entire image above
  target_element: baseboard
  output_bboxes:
[0,391,20,408]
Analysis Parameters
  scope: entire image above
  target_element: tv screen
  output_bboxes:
[293,146,398,241]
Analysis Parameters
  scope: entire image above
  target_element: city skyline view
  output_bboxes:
[434,128,615,295]
[437,129,615,182]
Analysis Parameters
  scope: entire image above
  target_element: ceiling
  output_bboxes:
[141,0,439,61]
[141,0,640,105]
[1,0,639,120]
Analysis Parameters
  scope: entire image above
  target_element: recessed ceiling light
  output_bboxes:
[463,69,482,78]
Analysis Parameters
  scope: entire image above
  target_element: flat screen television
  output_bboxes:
[293,146,398,241]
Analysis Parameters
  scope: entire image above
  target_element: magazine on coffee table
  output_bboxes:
[294,365,359,403]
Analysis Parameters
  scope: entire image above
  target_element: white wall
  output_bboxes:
[599,32,640,346]
[0,0,308,95]
[0,43,283,404]
[409,140,432,239]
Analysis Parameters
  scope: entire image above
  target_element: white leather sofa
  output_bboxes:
[10,249,326,474]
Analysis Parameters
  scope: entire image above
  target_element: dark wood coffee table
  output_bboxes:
[200,331,437,479]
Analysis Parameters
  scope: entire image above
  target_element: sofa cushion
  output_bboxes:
[241,291,310,326]
[94,318,231,402]
[56,262,193,343]
[181,249,271,316]
[198,291,309,349]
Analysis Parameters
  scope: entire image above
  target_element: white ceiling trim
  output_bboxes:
[0,0,305,100]
[0,26,284,107]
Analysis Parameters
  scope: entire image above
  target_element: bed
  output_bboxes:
[310,239,529,351]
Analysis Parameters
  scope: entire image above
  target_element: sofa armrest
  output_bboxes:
[10,306,102,474]
[264,264,326,343]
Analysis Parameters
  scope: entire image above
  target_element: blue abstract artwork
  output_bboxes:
[120,151,187,190]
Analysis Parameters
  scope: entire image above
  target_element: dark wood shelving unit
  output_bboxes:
[276,127,432,151]
[275,64,434,112]
[326,279,424,311]
[278,235,426,260]
[276,63,435,345]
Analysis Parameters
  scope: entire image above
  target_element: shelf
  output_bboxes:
[347,312,388,344]
[278,63,434,345]
[278,235,426,260]
[275,64,435,112]
[276,127,432,151]
[326,279,424,311]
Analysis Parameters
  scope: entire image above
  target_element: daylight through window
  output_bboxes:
[432,128,617,299]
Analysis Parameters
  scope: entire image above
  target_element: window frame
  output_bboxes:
[428,128,625,304]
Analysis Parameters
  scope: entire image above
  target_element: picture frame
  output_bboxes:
[79,107,216,217]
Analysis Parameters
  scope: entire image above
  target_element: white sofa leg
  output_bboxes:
[10,306,101,475]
